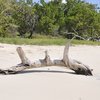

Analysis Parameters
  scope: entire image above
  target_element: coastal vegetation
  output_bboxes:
[0,0,100,45]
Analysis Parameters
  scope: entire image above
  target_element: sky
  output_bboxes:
[33,0,100,7]
[84,0,100,5]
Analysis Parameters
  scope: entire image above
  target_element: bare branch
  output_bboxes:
[16,47,32,66]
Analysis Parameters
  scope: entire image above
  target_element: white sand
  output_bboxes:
[0,43,100,100]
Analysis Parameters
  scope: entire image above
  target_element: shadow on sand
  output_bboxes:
[17,69,76,75]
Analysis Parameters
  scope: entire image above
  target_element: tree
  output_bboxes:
[35,0,65,36]
[64,0,99,38]
[12,1,38,38]
[0,0,99,39]
[0,0,17,37]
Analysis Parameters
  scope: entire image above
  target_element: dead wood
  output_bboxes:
[0,42,93,75]
[62,42,92,75]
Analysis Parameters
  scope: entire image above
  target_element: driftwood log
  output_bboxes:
[0,42,93,75]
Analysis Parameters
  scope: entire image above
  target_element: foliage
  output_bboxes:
[0,0,17,37]
[0,0,100,39]
[12,1,37,38]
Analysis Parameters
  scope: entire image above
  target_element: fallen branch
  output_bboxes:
[0,42,93,75]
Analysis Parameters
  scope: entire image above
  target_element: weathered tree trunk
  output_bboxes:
[0,42,93,75]
[62,42,92,75]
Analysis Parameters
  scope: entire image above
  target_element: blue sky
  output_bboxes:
[84,0,100,5]
[33,0,100,7]
[84,0,100,6]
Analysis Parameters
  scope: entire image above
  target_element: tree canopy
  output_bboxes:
[0,0,100,39]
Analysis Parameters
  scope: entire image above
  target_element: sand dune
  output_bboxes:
[0,43,100,100]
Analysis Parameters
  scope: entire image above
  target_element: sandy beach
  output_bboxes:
[0,43,100,100]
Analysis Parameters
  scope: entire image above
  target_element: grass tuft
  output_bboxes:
[0,37,100,45]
